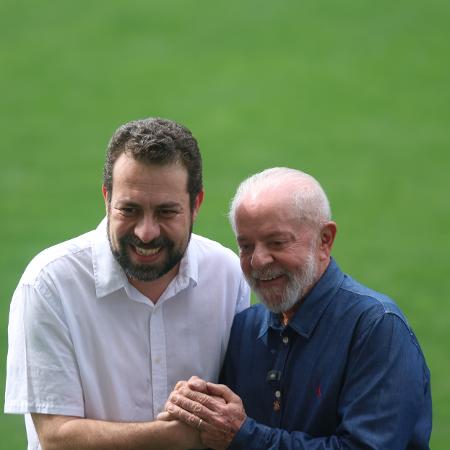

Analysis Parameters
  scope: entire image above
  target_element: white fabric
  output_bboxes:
[5,218,250,450]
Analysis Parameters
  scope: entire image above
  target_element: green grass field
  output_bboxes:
[1,0,449,448]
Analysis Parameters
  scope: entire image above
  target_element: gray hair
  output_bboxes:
[228,167,331,233]
[103,117,202,211]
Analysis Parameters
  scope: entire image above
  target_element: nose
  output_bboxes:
[250,244,273,270]
[134,214,160,243]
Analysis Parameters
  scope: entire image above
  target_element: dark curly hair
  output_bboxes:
[103,117,203,210]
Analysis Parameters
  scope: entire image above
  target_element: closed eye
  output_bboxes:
[270,240,286,248]
[238,243,253,254]
[157,209,180,218]
[117,206,138,216]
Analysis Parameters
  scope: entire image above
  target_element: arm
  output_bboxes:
[236,276,251,313]
[32,413,203,450]
[166,313,431,449]
[10,283,202,450]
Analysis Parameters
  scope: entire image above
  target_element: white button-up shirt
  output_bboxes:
[5,219,250,449]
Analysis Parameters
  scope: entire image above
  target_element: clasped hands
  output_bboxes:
[157,376,246,450]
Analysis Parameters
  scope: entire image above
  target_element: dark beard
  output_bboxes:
[109,232,188,282]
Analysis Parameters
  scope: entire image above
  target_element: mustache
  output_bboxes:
[249,267,288,280]
[120,234,173,249]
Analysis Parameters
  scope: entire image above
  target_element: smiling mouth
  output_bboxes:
[257,274,282,281]
[251,267,285,280]
[133,246,161,256]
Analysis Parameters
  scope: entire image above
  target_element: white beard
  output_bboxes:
[248,250,318,313]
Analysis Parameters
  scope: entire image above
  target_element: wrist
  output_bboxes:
[164,419,201,449]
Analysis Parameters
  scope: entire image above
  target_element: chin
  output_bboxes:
[257,294,283,312]
[257,289,300,314]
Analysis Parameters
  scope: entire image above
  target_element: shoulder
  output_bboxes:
[339,274,407,317]
[190,233,240,265]
[233,303,267,329]
[323,271,428,374]
[333,273,413,338]
[19,229,96,288]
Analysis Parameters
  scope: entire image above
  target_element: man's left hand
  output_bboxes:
[165,378,246,450]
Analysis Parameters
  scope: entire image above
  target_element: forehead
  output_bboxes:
[111,153,189,200]
[235,191,300,234]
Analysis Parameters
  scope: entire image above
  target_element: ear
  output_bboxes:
[192,190,204,221]
[102,185,108,202]
[318,221,337,261]
[102,185,110,214]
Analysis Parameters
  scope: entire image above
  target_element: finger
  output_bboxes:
[166,393,239,436]
[166,401,205,429]
[206,382,240,404]
[187,376,208,393]
[174,380,188,391]
[165,401,223,441]
[211,395,226,404]
[168,394,234,435]
[169,393,205,416]
[188,375,203,383]
[176,387,222,411]
[167,393,224,430]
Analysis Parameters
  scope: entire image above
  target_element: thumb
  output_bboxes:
[157,411,174,421]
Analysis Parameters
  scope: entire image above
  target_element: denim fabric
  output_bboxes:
[221,259,431,450]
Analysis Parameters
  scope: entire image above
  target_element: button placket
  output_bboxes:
[267,330,292,424]
[149,305,168,418]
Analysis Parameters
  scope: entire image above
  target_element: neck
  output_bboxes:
[280,278,316,326]
[280,259,331,325]
[281,301,302,326]
[129,264,179,304]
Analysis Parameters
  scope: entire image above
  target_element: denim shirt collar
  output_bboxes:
[259,258,345,339]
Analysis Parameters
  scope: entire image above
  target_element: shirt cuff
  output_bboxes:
[229,416,271,450]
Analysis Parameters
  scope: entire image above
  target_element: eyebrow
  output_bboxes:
[238,231,294,241]
[114,200,183,210]
[114,200,140,207]
[156,202,183,209]
[266,232,294,239]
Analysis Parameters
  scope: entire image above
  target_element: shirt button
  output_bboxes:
[275,390,281,399]
[282,336,289,345]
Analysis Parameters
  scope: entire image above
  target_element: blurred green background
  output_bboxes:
[1,0,449,448]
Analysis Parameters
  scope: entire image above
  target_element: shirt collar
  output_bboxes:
[258,258,345,339]
[92,217,199,299]
[164,235,199,297]
[92,218,128,298]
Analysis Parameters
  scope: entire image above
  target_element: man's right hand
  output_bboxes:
[164,377,247,450]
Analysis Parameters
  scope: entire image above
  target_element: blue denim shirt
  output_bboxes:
[221,259,431,449]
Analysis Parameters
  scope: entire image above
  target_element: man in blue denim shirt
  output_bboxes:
[163,167,432,449]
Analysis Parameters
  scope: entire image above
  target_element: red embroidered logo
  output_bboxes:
[315,385,322,397]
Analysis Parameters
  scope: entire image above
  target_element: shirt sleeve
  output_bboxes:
[5,278,85,417]
[235,276,251,314]
[229,312,431,450]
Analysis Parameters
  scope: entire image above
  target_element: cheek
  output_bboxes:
[285,258,303,273]
[163,222,186,239]
[239,256,252,275]
[108,226,120,247]
[109,219,131,241]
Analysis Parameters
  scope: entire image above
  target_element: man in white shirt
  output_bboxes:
[5,117,250,450]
